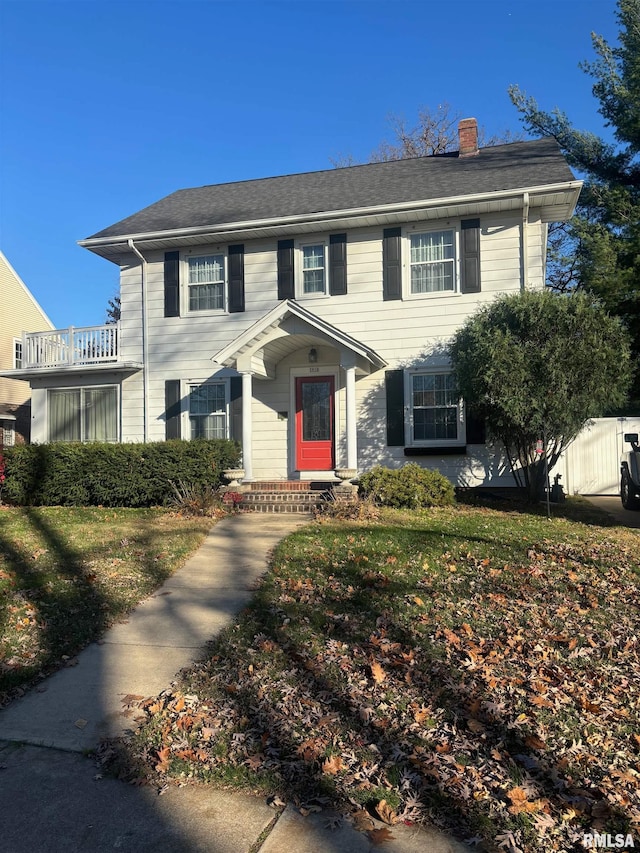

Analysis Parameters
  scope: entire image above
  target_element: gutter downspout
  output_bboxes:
[521,192,530,292]
[128,239,150,442]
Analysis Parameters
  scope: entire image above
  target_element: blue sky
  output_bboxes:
[1,0,620,329]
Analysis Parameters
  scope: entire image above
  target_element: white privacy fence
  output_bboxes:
[561,417,640,496]
[23,324,119,368]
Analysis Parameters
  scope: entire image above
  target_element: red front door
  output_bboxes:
[295,376,335,470]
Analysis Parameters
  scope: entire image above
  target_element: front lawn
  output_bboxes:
[110,502,640,852]
[0,506,214,703]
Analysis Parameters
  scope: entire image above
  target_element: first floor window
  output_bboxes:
[301,244,326,294]
[189,384,227,439]
[48,386,118,442]
[188,254,225,311]
[410,230,455,293]
[1,423,15,447]
[411,372,460,442]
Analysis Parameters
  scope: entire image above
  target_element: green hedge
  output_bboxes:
[358,463,455,509]
[0,439,241,507]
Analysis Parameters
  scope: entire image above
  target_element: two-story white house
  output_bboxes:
[5,120,581,488]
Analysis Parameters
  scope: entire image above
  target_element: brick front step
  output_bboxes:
[241,482,332,513]
[248,481,330,492]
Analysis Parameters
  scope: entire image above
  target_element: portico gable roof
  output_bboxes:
[212,300,387,379]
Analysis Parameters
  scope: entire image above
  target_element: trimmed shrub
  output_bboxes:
[358,463,455,509]
[1,439,241,507]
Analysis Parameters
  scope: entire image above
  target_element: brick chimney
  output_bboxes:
[458,118,479,157]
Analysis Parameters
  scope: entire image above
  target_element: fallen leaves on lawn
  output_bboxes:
[105,511,640,853]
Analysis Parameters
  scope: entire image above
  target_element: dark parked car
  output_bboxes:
[621,433,640,510]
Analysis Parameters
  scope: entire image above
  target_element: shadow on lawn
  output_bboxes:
[0,508,238,853]
[110,518,635,851]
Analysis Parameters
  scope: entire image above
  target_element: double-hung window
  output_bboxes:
[188,254,225,311]
[48,386,118,443]
[13,338,23,369]
[409,372,462,443]
[301,243,326,295]
[409,229,455,294]
[188,383,227,439]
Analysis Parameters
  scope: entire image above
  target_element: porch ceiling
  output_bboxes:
[212,300,387,379]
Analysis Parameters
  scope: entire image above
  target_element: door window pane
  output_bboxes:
[302,381,331,441]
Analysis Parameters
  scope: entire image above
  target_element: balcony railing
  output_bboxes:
[23,324,120,368]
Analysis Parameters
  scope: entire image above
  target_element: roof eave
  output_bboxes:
[79,181,583,262]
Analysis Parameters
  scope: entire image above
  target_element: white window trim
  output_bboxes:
[183,249,228,315]
[13,337,23,369]
[2,422,15,446]
[295,237,329,299]
[183,379,230,440]
[405,369,465,447]
[46,384,120,443]
[402,224,460,299]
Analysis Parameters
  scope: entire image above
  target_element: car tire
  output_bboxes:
[621,469,640,510]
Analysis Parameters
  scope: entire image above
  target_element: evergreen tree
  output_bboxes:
[509,0,640,407]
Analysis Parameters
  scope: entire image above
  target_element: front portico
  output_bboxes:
[212,300,386,481]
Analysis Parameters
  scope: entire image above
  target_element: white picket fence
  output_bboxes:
[560,417,640,496]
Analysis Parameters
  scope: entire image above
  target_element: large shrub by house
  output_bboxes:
[358,464,455,509]
[1,439,240,507]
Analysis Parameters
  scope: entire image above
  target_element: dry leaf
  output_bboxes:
[370,661,386,684]
[368,827,395,845]
[374,799,398,825]
[322,755,343,775]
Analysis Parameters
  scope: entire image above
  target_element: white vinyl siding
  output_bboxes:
[409,230,455,293]
[48,386,118,443]
[188,383,227,439]
[188,254,225,311]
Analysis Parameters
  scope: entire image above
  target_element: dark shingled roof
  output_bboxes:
[87,138,575,240]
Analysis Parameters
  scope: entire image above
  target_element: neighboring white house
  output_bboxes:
[1,120,583,487]
[0,252,54,445]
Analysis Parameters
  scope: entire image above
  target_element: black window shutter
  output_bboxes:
[277,239,295,300]
[228,244,245,313]
[164,251,180,317]
[383,228,402,301]
[229,376,243,442]
[385,369,405,446]
[460,219,481,294]
[465,408,486,444]
[165,380,181,440]
[329,233,347,296]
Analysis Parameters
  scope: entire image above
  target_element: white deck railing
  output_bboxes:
[23,324,120,368]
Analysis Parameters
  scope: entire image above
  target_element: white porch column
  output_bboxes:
[241,371,254,480]
[345,365,357,470]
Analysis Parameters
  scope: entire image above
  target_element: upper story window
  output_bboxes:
[13,338,23,369]
[301,243,327,295]
[408,371,463,444]
[188,254,225,312]
[409,230,455,294]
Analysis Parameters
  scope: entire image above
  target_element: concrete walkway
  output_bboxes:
[0,513,471,853]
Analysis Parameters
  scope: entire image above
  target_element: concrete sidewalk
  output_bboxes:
[0,513,471,853]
